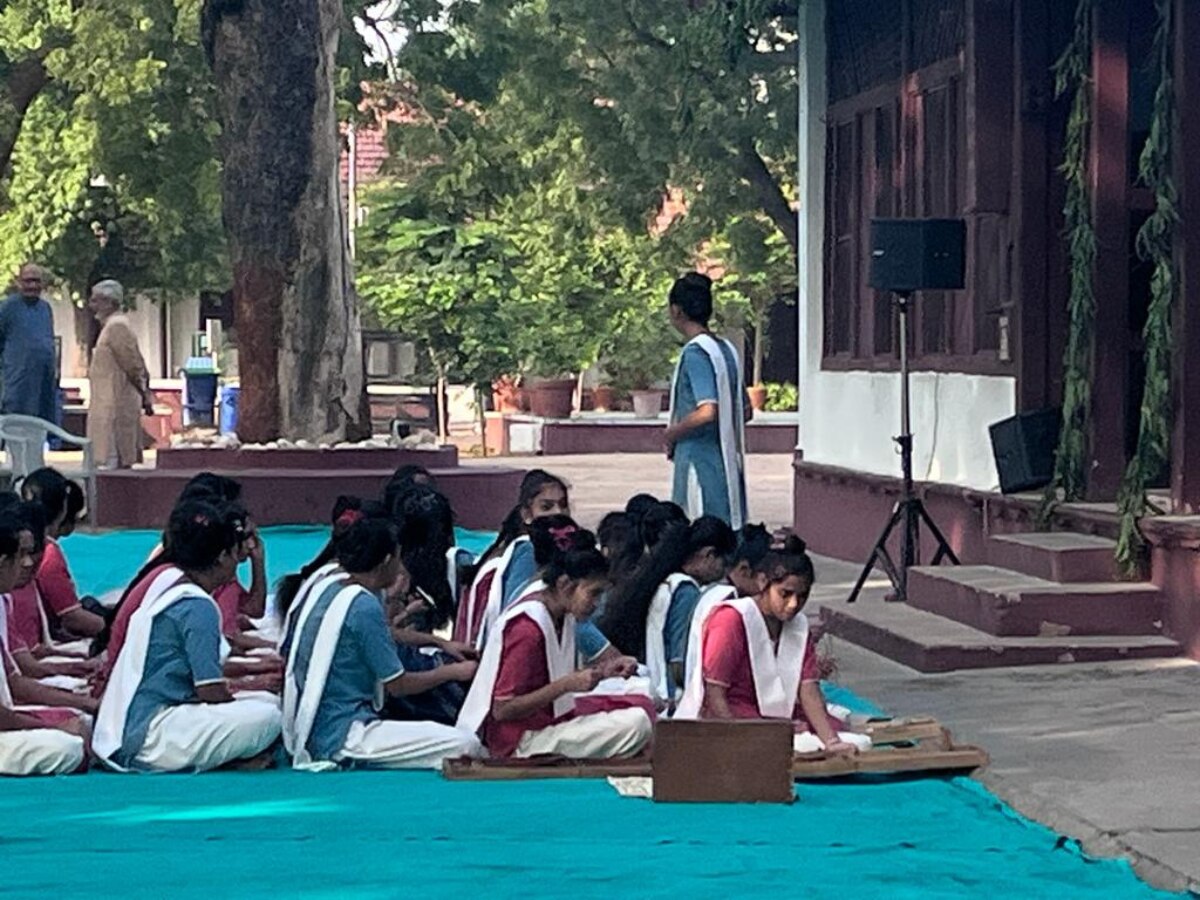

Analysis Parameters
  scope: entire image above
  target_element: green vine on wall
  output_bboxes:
[1041,0,1098,521]
[1115,0,1178,574]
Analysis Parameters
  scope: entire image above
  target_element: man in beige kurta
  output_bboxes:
[87,280,153,469]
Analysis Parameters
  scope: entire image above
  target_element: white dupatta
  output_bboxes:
[282,577,366,772]
[279,566,346,755]
[645,573,698,704]
[674,596,809,720]
[0,596,15,709]
[93,567,218,770]
[668,333,747,529]
[457,597,576,736]
[475,536,531,651]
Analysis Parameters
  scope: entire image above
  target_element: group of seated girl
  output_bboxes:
[0,462,867,776]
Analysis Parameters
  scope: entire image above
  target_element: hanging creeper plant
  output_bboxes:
[1041,0,1098,519]
[1115,0,1178,574]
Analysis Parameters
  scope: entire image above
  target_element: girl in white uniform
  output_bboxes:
[94,500,281,772]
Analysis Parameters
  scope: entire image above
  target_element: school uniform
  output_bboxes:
[675,596,871,753]
[669,335,748,529]
[3,583,89,693]
[458,595,653,760]
[644,574,700,705]
[94,569,281,772]
[467,537,612,661]
[0,595,85,775]
[283,575,481,771]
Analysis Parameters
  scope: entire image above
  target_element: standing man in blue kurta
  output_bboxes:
[0,264,58,421]
[663,272,750,529]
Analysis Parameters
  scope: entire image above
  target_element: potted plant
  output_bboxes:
[591,382,616,413]
[604,304,675,419]
[712,215,797,412]
[491,375,524,414]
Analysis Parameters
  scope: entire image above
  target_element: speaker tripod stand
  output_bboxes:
[847,291,959,604]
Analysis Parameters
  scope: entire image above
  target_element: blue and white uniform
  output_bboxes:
[283,577,481,771]
[669,334,748,529]
[94,570,280,772]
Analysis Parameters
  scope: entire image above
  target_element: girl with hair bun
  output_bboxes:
[93,500,282,772]
[457,529,652,760]
[281,503,481,770]
[675,535,871,756]
[458,472,610,666]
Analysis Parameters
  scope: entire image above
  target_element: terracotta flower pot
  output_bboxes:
[527,377,576,419]
[748,384,768,412]
[491,377,522,414]
[592,385,616,413]
[631,389,666,418]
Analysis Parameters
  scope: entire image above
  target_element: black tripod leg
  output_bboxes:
[848,504,904,603]
[917,502,961,566]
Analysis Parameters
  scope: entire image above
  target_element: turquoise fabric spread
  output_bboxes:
[0,528,1173,899]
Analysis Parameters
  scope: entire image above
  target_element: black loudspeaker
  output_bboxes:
[989,408,1062,494]
[870,218,967,293]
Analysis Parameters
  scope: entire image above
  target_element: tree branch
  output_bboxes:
[737,139,797,258]
[0,53,52,180]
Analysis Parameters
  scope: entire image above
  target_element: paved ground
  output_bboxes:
[480,453,1200,894]
[461,451,795,529]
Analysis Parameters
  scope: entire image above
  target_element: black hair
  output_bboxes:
[19,467,83,532]
[598,515,732,657]
[478,469,569,566]
[528,515,593,568]
[275,496,389,615]
[730,523,773,568]
[638,501,688,552]
[0,492,19,517]
[382,464,436,512]
[167,499,248,573]
[0,513,20,559]
[334,516,399,575]
[753,535,815,586]
[179,472,242,505]
[597,511,643,575]
[390,484,456,629]
[13,501,46,552]
[623,493,658,526]
[540,527,607,588]
[669,272,714,326]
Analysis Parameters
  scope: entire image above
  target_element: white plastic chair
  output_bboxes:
[0,415,97,523]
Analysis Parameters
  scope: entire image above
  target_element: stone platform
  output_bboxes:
[156,445,459,471]
[95,462,524,531]
[487,411,798,456]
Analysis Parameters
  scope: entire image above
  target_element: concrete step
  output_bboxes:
[818,602,1182,673]
[906,565,1163,637]
[987,532,1119,583]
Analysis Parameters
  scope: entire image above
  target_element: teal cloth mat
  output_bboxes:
[9,529,1175,899]
[60,526,498,598]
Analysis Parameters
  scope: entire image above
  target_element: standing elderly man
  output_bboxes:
[87,279,153,469]
[0,263,58,421]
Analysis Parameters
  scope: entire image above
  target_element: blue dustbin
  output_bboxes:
[183,371,219,427]
[219,385,240,435]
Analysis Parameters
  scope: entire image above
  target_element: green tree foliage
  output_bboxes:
[0,0,379,296]
[707,212,796,385]
[0,1,225,293]
[379,0,798,255]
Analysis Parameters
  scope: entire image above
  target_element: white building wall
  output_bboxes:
[796,0,1014,492]
[48,293,201,383]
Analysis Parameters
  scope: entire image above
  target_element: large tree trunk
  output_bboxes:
[203,0,369,444]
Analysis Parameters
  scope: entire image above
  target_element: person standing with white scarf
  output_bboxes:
[664,273,750,530]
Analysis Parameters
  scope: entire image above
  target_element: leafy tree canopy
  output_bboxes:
[379,0,799,255]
